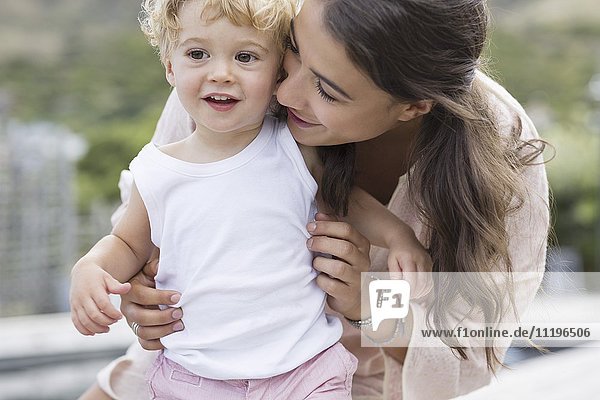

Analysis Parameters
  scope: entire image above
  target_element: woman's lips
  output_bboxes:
[287,109,319,128]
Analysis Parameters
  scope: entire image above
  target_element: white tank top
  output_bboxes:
[129,116,342,379]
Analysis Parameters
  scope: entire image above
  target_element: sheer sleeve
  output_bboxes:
[151,89,194,146]
[381,75,550,399]
[110,89,193,225]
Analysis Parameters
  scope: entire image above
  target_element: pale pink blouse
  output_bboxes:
[100,72,549,400]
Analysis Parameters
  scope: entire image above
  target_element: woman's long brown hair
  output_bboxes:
[323,0,547,370]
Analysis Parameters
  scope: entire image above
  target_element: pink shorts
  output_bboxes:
[146,342,358,399]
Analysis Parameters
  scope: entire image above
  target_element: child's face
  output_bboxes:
[166,2,281,135]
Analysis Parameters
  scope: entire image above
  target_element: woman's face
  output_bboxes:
[276,0,414,146]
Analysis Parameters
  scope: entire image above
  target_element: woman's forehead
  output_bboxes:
[294,0,387,102]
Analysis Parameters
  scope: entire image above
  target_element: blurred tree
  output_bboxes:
[0,0,597,272]
[487,19,599,271]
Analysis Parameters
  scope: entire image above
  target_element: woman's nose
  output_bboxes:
[276,52,305,109]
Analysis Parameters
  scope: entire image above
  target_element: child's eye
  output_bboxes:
[188,49,208,60]
[236,52,257,63]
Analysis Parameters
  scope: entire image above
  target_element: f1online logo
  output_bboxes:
[369,280,410,331]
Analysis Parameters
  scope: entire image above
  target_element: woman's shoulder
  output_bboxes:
[477,71,539,142]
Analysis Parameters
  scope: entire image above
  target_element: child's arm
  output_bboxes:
[70,183,154,335]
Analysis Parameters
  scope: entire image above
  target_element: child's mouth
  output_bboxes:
[205,95,238,104]
[203,95,240,111]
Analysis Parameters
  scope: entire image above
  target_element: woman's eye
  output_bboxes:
[315,78,336,103]
[188,50,208,60]
[236,53,257,63]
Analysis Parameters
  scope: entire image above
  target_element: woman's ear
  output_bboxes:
[165,60,176,87]
[397,100,434,122]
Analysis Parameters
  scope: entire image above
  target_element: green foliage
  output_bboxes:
[0,30,168,127]
[0,0,598,272]
[543,121,599,271]
[486,30,596,121]
[76,107,164,210]
[0,28,171,212]
[487,25,599,271]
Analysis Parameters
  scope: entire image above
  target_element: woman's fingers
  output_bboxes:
[123,304,183,327]
[118,251,185,346]
[308,235,368,274]
[313,256,354,286]
[316,272,359,301]
[123,279,180,308]
[308,213,371,272]
[306,213,371,320]
[132,306,184,351]
[137,338,165,351]
[315,273,362,319]
[135,320,184,343]
[310,214,371,254]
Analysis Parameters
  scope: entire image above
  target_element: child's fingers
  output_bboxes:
[89,293,122,322]
[71,312,95,336]
[104,275,131,295]
[387,255,430,298]
[76,306,110,334]
[387,254,411,280]
[82,297,116,327]
[398,254,433,299]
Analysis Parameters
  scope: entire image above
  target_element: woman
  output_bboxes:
[82,0,549,398]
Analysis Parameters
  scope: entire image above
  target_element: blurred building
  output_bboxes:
[0,105,86,317]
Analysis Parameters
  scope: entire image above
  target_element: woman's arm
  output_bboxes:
[345,186,415,249]
[345,187,433,298]
[119,254,185,350]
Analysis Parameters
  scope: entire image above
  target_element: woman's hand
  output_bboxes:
[120,251,184,350]
[306,213,371,321]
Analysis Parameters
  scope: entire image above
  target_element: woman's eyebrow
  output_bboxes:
[291,19,353,101]
[310,69,353,101]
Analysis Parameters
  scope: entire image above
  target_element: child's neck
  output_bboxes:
[182,122,263,163]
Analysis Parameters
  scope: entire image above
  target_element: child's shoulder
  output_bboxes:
[297,143,322,183]
[157,140,185,158]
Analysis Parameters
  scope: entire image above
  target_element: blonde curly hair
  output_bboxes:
[139,0,298,65]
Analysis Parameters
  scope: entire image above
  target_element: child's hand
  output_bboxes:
[69,262,131,335]
[386,233,433,300]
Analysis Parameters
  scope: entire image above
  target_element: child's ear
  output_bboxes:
[165,60,176,87]
[396,100,434,122]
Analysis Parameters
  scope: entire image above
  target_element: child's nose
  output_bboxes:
[208,60,234,83]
